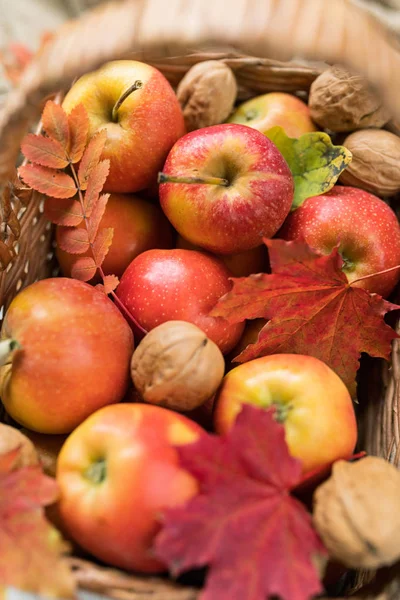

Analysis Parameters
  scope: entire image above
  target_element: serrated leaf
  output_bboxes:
[102,274,120,294]
[71,256,97,282]
[266,126,352,209]
[68,104,89,163]
[44,197,84,226]
[21,134,69,169]
[57,227,89,255]
[87,193,109,241]
[41,101,70,152]
[78,129,108,190]
[92,227,114,267]
[84,162,110,218]
[155,405,326,600]
[18,165,76,199]
[212,239,400,396]
[0,448,75,597]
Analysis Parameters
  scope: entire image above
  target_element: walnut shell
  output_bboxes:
[313,457,400,569]
[177,60,237,132]
[309,65,390,132]
[340,129,400,196]
[131,321,225,412]
[0,423,39,468]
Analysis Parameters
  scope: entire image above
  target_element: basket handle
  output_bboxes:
[0,0,398,183]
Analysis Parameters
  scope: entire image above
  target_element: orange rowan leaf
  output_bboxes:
[57,227,90,255]
[84,162,110,218]
[87,193,109,241]
[71,256,97,282]
[44,197,84,227]
[18,165,76,199]
[68,104,89,163]
[78,129,108,189]
[0,447,74,597]
[21,133,69,169]
[92,227,114,267]
[42,101,70,152]
[212,239,400,396]
[102,274,120,294]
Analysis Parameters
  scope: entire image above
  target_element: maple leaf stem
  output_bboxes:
[69,162,147,336]
[349,264,400,286]
[158,173,229,187]
[111,80,143,122]
[0,338,20,366]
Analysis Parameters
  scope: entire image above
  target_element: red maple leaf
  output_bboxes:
[212,239,400,396]
[0,447,74,596]
[154,405,326,600]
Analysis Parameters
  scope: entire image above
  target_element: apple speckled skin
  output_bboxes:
[279,186,400,298]
[0,278,134,434]
[62,60,185,194]
[116,248,245,354]
[159,124,294,255]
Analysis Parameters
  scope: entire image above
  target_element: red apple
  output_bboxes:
[214,354,357,474]
[158,124,294,254]
[279,186,400,297]
[228,92,316,138]
[56,403,203,573]
[56,193,173,279]
[176,234,267,277]
[62,60,185,193]
[0,278,134,433]
[116,248,245,354]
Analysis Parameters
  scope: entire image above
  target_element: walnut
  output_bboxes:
[340,129,400,196]
[313,457,400,569]
[177,61,237,132]
[309,65,390,132]
[131,321,225,412]
[0,423,39,468]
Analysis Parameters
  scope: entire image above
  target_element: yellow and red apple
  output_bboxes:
[62,60,185,193]
[213,354,357,473]
[56,403,203,573]
[159,124,294,255]
[228,92,316,138]
[56,193,173,279]
[0,278,134,434]
[279,186,400,298]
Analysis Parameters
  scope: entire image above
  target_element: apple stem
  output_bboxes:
[111,80,143,122]
[273,403,292,424]
[158,173,229,187]
[84,459,107,484]
[349,264,400,287]
[0,339,20,367]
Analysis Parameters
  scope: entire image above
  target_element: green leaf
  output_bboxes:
[266,126,352,210]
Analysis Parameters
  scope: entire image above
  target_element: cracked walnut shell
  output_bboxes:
[131,321,225,412]
[340,129,400,196]
[309,65,390,132]
[313,457,400,569]
[177,60,237,132]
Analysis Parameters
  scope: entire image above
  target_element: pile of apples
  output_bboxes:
[1,58,400,575]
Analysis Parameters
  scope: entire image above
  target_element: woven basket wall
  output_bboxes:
[1,0,400,598]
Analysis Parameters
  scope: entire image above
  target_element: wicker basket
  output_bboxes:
[1,0,400,598]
